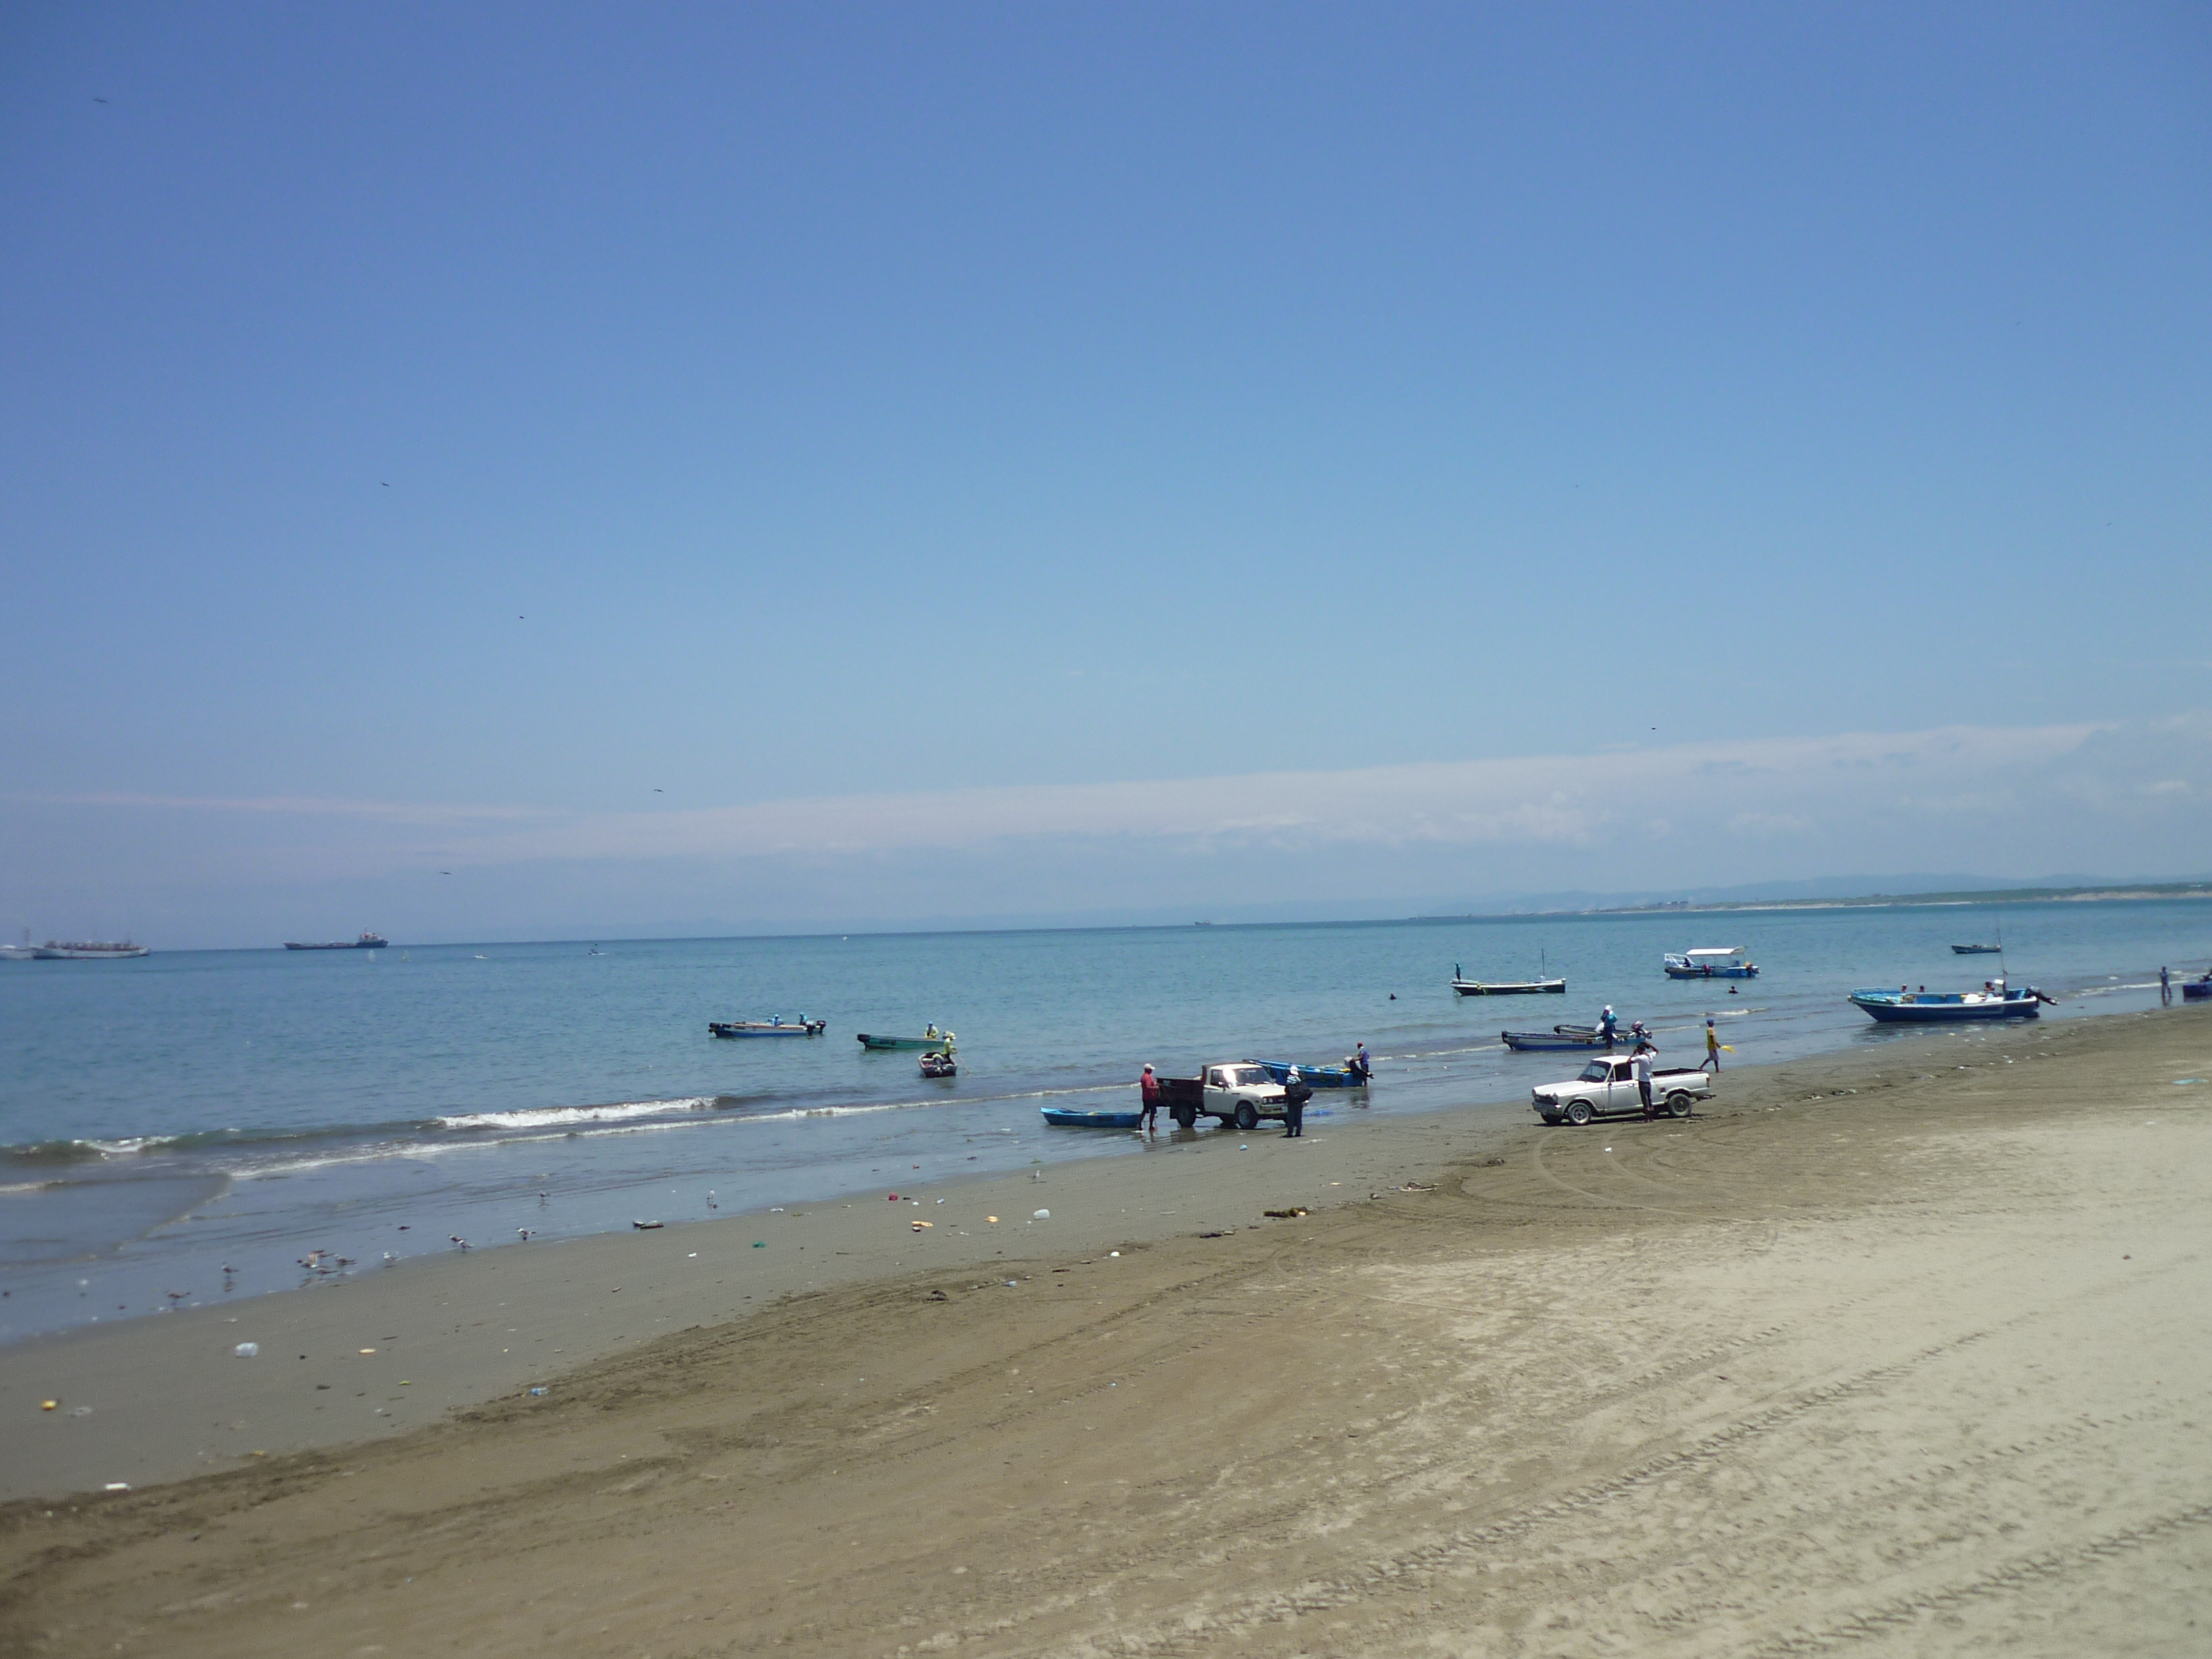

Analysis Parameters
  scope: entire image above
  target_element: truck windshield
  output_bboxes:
[1227,1067,1272,1087]
[1578,1061,1611,1082]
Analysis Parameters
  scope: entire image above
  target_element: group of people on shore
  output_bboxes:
[1599,1004,1727,1117]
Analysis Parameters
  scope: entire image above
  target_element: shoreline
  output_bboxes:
[0,1002,2192,1504]
[3,1000,2208,1656]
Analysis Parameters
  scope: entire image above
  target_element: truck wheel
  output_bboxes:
[1172,1105,1196,1129]
[1667,1092,1694,1118]
[1233,1101,1260,1132]
[1565,1099,1593,1126]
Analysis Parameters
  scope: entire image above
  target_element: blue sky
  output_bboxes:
[4,4,2209,944]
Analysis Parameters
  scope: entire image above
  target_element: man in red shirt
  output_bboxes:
[1139,1064,1161,1130]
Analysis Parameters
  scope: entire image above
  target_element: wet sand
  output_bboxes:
[4,1005,2210,1656]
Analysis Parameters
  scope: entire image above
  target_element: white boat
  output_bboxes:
[33,939,150,960]
[0,929,34,962]
[1664,947,1759,979]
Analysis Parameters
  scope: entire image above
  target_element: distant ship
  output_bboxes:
[285,932,389,951]
[33,939,150,960]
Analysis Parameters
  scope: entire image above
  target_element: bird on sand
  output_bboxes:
[449,1235,469,1250]
[516,1227,533,1241]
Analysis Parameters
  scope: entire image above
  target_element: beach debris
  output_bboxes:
[68,1406,92,1416]
[359,1347,377,1355]
[1033,1209,1050,1220]
[631,1220,663,1230]
[39,1399,56,1411]
[928,1289,948,1300]
[1262,1208,1309,1218]
[1109,1250,1120,1257]
[911,1220,934,1230]
[234,1343,259,1357]
[104,1482,129,1492]
[986,1216,998,1225]
[381,1252,396,1266]
[528,1386,548,1396]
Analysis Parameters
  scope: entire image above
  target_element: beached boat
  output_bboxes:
[285,932,388,950]
[1664,947,1758,979]
[32,940,150,960]
[1251,1059,1370,1088]
[1847,985,2047,1023]
[920,1051,957,1078]
[1500,1025,1612,1052]
[857,1031,951,1051]
[709,1018,826,1038]
[2182,977,2212,1003]
[1950,943,2003,955]
[1041,1106,1143,1128]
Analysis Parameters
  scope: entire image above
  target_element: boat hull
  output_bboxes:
[2182,981,2212,1002]
[1041,1107,1143,1128]
[1849,992,2041,1023]
[33,944,149,960]
[1500,1027,1609,1051]
[1950,945,2003,955]
[1663,964,1758,979]
[710,1021,826,1038]
[1252,1060,1368,1088]
[857,1033,939,1050]
[1452,979,1566,996]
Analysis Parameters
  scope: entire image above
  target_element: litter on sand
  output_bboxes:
[986,1215,999,1224]
[631,1220,663,1230]
[103,1482,129,1492]
[911,1220,934,1230]
[39,1399,56,1411]
[527,1386,548,1396]
[1033,1209,1050,1219]
[1262,1207,1310,1218]
[233,1343,259,1357]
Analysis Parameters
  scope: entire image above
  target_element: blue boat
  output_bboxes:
[709,1018,826,1038]
[1500,1025,1610,1052]
[2182,977,2211,1003]
[1251,1059,1370,1088]
[1848,985,2046,1023]
[1041,1106,1143,1128]
[1664,948,1759,979]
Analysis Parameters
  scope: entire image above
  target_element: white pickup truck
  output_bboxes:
[1532,1055,1713,1125]
[1158,1063,1292,1130]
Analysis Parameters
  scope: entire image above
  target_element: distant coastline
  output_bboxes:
[1412,878,2212,923]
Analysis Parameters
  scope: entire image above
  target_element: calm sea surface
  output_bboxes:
[3,901,2207,1342]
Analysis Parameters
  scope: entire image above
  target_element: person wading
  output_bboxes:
[1139,1063,1161,1130]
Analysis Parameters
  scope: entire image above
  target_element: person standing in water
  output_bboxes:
[2161,966,2173,1007]
[1139,1064,1161,1130]
[1599,1005,1620,1049]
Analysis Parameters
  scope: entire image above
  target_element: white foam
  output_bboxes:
[435,1097,718,1132]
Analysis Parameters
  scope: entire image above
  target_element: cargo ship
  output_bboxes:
[285,932,390,950]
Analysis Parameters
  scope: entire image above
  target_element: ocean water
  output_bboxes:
[3,900,2206,1342]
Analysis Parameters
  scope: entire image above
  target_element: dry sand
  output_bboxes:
[4,1006,2210,1656]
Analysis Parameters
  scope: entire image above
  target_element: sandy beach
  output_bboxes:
[4,1004,2210,1656]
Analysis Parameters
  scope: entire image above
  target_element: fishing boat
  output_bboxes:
[920,1050,957,1078]
[1663,947,1758,979]
[1500,1025,1612,1052]
[285,932,389,950]
[1251,1059,1370,1088]
[857,1029,952,1051]
[1847,984,2049,1023]
[1041,1106,1143,1128]
[1950,943,2003,955]
[2182,975,2212,1003]
[708,1017,826,1038]
[32,940,150,960]
[0,930,33,962]
[1450,954,1563,996]
[1452,974,1565,996]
